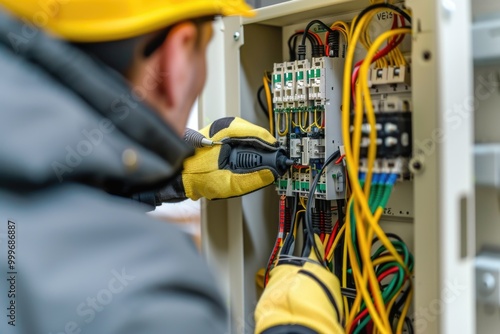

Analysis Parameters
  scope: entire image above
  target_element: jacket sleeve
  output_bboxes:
[3,185,228,334]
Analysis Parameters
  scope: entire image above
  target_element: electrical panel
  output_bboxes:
[258,9,417,333]
[273,56,345,200]
[201,0,476,333]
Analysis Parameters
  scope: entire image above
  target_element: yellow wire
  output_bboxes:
[263,75,274,134]
[277,112,289,136]
[323,234,330,247]
[299,196,307,208]
[345,200,389,332]
[342,10,413,331]
[298,110,309,132]
[398,286,413,333]
[356,28,414,331]
[344,12,410,272]
[332,20,350,36]
[293,209,305,238]
[342,219,350,318]
[312,109,323,129]
[327,224,346,261]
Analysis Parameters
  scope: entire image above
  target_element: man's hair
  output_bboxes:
[75,16,215,74]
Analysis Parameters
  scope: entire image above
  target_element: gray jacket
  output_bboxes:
[0,10,227,334]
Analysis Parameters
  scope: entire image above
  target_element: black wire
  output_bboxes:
[341,287,357,299]
[389,280,412,325]
[300,20,334,46]
[288,32,316,61]
[405,316,414,334]
[392,314,414,334]
[305,151,340,266]
[352,3,412,33]
[256,85,269,118]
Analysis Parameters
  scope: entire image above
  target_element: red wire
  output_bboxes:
[264,197,287,285]
[324,219,339,260]
[377,266,400,282]
[294,164,309,169]
[348,266,404,333]
[296,30,324,45]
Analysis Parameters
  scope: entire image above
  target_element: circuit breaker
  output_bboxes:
[273,56,345,200]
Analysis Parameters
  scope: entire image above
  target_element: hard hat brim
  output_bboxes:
[0,0,256,42]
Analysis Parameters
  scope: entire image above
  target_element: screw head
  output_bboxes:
[233,32,240,41]
[409,156,425,174]
[479,272,496,296]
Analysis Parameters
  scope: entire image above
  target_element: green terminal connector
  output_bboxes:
[273,74,281,85]
[316,184,326,193]
[307,69,314,82]
[301,182,309,191]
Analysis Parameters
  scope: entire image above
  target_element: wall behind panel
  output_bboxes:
[246,0,290,9]
[239,23,282,333]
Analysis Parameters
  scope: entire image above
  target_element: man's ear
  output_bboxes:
[157,22,199,109]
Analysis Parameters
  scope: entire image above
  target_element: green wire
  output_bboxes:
[352,182,416,333]
[353,239,415,332]
[349,199,361,267]
[368,183,379,212]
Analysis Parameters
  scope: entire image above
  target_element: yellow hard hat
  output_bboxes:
[0,0,254,42]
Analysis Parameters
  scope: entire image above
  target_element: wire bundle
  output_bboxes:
[341,4,413,334]
[289,30,324,61]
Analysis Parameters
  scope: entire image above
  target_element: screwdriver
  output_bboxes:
[228,145,294,177]
[184,128,294,177]
[184,128,222,147]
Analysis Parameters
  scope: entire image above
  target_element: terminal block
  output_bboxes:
[353,112,412,159]
[307,58,326,102]
[272,63,284,103]
[283,62,296,103]
[289,136,302,161]
[369,65,411,87]
[295,60,309,102]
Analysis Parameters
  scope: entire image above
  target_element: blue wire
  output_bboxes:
[386,173,399,186]
[359,172,366,182]
[378,173,388,185]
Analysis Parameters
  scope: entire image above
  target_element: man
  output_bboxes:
[0,1,343,333]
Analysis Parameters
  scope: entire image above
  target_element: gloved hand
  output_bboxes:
[254,238,344,334]
[157,117,279,202]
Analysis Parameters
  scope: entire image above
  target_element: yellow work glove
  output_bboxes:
[255,237,344,334]
[182,117,279,200]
